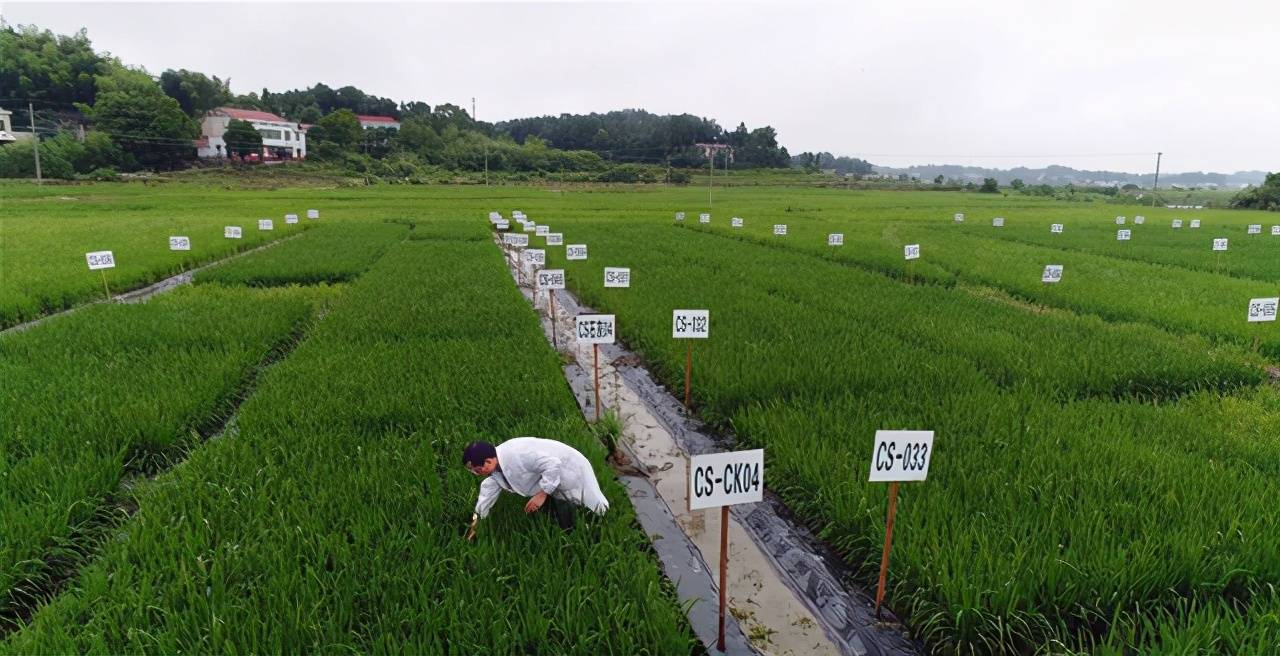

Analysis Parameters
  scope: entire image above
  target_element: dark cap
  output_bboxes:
[462,441,497,467]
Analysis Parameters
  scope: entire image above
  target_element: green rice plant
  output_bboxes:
[545,218,1280,653]
[196,222,408,287]
[0,284,324,629]
[3,240,692,654]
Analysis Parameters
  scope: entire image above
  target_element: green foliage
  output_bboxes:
[222,119,263,157]
[0,285,321,629]
[0,131,127,180]
[1010,178,1025,190]
[596,163,660,183]
[197,222,407,286]
[1230,172,1280,211]
[312,108,362,155]
[979,177,999,193]
[159,68,232,118]
[3,239,692,653]
[78,65,198,170]
[0,24,104,108]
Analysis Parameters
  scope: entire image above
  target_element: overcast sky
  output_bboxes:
[4,1,1277,173]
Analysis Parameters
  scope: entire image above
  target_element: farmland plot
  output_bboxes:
[548,219,1280,652]
[0,285,326,630]
[196,222,408,287]
[3,239,692,654]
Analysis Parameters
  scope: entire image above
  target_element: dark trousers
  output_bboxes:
[540,495,575,531]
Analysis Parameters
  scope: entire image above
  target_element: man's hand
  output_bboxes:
[465,513,478,542]
[524,491,548,513]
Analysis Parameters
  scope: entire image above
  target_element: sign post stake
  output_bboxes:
[576,313,615,422]
[874,481,900,619]
[689,448,764,652]
[718,504,729,651]
[673,309,710,410]
[100,270,111,300]
[549,291,557,349]
[593,343,600,421]
[685,341,694,409]
[868,429,934,622]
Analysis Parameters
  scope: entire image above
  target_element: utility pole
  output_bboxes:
[697,143,732,207]
[29,102,42,184]
[474,96,489,187]
[1150,151,1162,208]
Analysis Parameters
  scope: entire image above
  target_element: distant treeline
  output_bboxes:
[0,23,792,181]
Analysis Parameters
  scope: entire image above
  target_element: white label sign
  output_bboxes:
[731,217,743,228]
[992,217,1004,227]
[1248,297,1279,322]
[1134,215,1145,225]
[536,225,550,236]
[258,219,273,231]
[489,211,502,221]
[828,233,844,246]
[546,233,563,246]
[225,226,242,239]
[1248,224,1262,234]
[513,210,525,219]
[85,250,115,270]
[523,249,545,266]
[1050,223,1064,233]
[168,236,191,251]
[566,244,588,260]
[1172,219,1183,229]
[285,214,299,224]
[496,220,510,230]
[1213,238,1229,252]
[509,233,529,247]
[868,430,934,482]
[523,223,537,233]
[689,449,764,510]
[672,309,709,339]
[1116,216,1126,225]
[773,224,787,236]
[537,269,565,290]
[675,212,686,222]
[575,314,616,344]
[1191,219,1201,228]
[604,267,631,288]
[1272,226,1280,236]
[1117,229,1131,241]
[307,209,319,219]
[699,213,710,224]
[953,212,965,223]
[904,244,920,260]
[1042,264,1063,283]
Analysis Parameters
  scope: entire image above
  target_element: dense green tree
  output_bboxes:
[1231,172,1280,211]
[159,69,231,117]
[979,177,999,193]
[1010,178,1025,190]
[934,174,945,184]
[317,109,362,149]
[0,24,105,118]
[223,119,263,157]
[77,65,197,170]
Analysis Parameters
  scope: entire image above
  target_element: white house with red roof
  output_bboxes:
[357,114,400,130]
[197,107,307,160]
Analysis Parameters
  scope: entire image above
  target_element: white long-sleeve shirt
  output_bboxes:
[474,437,610,518]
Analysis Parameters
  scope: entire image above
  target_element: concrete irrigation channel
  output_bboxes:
[501,244,919,656]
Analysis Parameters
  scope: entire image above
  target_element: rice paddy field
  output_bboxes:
[3,179,1280,654]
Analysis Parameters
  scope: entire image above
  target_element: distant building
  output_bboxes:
[197,107,306,160]
[0,107,16,144]
[357,115,401,130]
